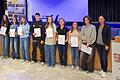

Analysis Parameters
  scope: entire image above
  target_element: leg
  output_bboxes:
[24,38,30,61]
[45,45,51,66]
[50,45,56,66]
[75,48,80,66]
[20,38,25,60]
[4,36,9,57]
[71,47,75,66]
[32,42,38,62]
[63,45,68,66]
[1,35,5,57]
[39,43,45,62]
[14,38,18,59]
[10,38,14,58]
[58,45,63,65]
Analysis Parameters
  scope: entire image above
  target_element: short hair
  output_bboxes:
[35,13,40,16]
[83,16,92,24]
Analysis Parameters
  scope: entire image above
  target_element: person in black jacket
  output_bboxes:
[1,15,10,59]
[96,16,111,78]
[30,13,45,65]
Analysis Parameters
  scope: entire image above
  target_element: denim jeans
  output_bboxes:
[45,45,56,67]
[58,44,68,66]
[1,35,9,57]
[10,37,18,59]
[96,44,108,72]
[71,47,80,66]
[20,37,30,61]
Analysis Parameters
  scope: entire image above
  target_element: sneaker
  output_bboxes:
[76,66,80,70]
[30,61,35,64]
[62,65,65,69]
[14,58,18,61]
[26,60,29,63]
[40,62,44,66]
[71,65,74,70]
[99,70,104,75]
[21,59,25,62]
[101,72,106,78]
[59,65,62,69]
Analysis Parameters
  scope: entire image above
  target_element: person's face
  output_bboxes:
[21,17,25,23]
[84,17,90,25]
[48,17,52,24]
[73,22,78,29]
[35,15,40,21]
[59,19,64,26]
[99,16,105,24]
[3,15,7,21]
[13,18,16,23]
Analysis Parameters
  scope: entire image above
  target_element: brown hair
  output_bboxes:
[1,15,9,27]
[12,17,18,25]
[83,16,92,24]
[45,16,54,29]
[71,22,80,33]
[20,16,27,25]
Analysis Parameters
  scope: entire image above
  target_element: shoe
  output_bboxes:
[76,66,80,70]
[101,72,106,78]
[71,65,74,70]
[40,62,45,66]
[30,61,35,64]
[59,65,62,69]
[14,58,18,61]
[62,65,65,69]
[99,70,104,75]
[21,59,25,62]
[26,60,29,63]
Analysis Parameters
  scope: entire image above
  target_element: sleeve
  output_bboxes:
[41,24,45,41]
[68,30,71,45]
[29,22,34,34]
[89,26,96,45]
[107,26,111,46]
[78,31,82,48]
[24,23,30,34]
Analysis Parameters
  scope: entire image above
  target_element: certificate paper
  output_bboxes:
[58,35,65,45]
[18,27,23,35]
[71,36,78,47]
[1,27,7,35]
[81,44,92,55]
[10,29,15,37]
[46,28,53,38]
[34,28,41,37]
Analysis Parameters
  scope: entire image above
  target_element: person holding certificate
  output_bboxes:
[1,15,10,59]
[81,16,96,73]
[68,22,82,70]
[18,16,30,63]
[56,18,69,68]
[45,16,57,67]
[96,16,111,78]
[30,13,45,65]
[9,17,19,60]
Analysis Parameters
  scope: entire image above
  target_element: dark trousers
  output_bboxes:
[81,44,96,72]
[32,41,45,62]
[58,45,68,66]
[96,44,108,72]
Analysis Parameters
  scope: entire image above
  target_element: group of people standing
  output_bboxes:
[0,13,111,78]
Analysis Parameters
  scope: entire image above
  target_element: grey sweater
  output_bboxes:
[81,24,96,45]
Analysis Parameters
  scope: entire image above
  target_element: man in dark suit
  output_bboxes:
[96,16,111,78]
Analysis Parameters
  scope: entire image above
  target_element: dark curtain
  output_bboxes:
[0,0,4,23]
[88,0,120,22]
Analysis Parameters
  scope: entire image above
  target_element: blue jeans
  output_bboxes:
[10,37,18,59]
[71,47,80,66]
[1,35,9,57]
[45,45,56,67]
[20,37,30,61]
[58,45,68,66]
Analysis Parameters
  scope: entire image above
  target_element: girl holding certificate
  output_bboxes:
[45,16,57,67]
[9,17,19,60]
[1,15,10,59]
[56,18,69,68]
[68,22,82,70]
[81,16,96,73]
[18,16,30,63]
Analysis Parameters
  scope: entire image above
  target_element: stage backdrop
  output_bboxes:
[27,0,88,22]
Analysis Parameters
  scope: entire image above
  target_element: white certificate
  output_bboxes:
[10,29,15,37]
[34,28,41,37]
[81,44,92,55]
[71,36,78,47]
[1,27,7,35]
[46,28,53,38]
[58,35,65,45]
[18,27,23,35]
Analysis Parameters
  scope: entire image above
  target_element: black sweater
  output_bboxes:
[30,21,45,42]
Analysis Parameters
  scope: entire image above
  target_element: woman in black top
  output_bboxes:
[56,18,69,68]
[1,15,10,59]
